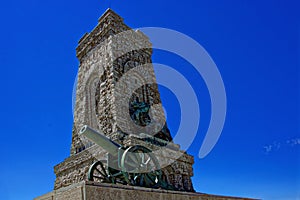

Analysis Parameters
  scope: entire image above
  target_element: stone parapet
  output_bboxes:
[35,181,256,200]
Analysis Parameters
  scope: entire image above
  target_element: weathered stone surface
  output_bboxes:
[35,181,255,200]
[54,145,107,189]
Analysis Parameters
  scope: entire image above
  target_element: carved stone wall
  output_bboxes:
[54,145,107,189]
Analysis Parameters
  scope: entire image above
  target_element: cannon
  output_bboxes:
[79,125,164,188]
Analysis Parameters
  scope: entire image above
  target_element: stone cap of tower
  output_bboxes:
[97,8,123,24]
[76,9,151,62]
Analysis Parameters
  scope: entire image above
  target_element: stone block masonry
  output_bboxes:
[35,181,256,200]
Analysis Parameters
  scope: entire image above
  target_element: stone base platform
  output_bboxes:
[35,181,254,200]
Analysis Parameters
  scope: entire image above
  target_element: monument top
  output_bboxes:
[98,8,123,23]
[76,8,151,62]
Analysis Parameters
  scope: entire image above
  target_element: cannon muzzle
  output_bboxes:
[79,125,121,156]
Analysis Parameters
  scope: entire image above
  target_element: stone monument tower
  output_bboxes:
[53,8,195,192]
[36,9,253,200]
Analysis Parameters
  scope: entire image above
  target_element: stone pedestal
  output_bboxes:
[35,181,254,200]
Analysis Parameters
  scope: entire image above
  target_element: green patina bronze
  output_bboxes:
[129,100,173,142]
[80,126,175,190]
[129,101,151,126]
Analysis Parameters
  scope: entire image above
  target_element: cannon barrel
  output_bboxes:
[79,125,121,156]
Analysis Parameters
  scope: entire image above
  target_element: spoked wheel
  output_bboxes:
[88,160,112,183]
[120,145,162,188]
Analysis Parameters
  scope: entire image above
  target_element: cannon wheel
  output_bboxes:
[88,160,112,183]
[120,145,162,188]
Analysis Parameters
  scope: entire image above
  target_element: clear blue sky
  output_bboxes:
[0,0,299,199]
